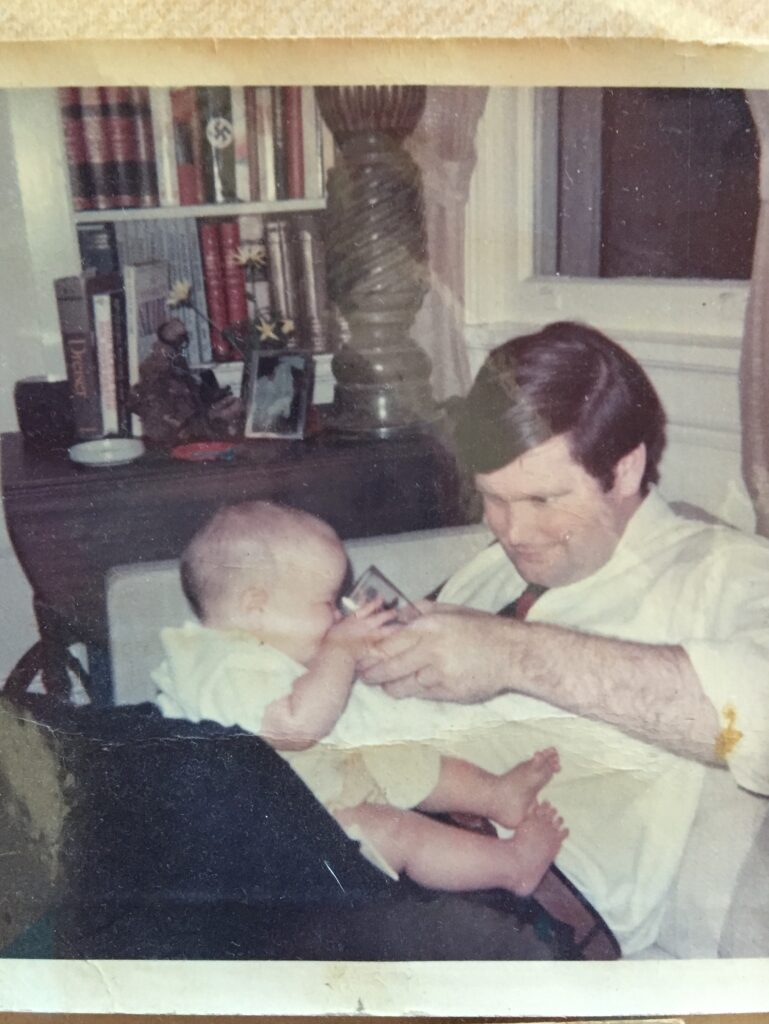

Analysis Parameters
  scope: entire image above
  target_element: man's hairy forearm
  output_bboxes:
[511,621,721,763]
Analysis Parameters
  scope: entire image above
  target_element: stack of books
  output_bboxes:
[76,213,328,364]
[61,214,329,440]
[60,86,332,209]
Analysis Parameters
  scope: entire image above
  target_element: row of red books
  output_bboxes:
[60,86,333,212]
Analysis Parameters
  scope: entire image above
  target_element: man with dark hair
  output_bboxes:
[364,321,769,955]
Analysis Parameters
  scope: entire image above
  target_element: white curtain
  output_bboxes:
[406,87,488,402]
[741,92,769,537]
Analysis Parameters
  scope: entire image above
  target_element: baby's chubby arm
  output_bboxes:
[262,601,397,751]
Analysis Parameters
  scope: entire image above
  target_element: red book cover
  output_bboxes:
[59,87,95,211]
[101,86,140,209]
[218,220,249,334]
[170,87,205,206]
[60,87,115,211]
[198,221,235,360]
[281,87,304,200]
[131,86,160,208]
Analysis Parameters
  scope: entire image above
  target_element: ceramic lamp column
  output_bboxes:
[315,86,440,436]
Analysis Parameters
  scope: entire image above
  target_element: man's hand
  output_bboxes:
[360,603,520,702]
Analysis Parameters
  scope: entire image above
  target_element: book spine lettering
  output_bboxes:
[54,276,103,440]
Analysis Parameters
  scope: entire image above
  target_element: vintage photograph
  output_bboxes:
[0,66,767,1016]
[244,349,313,438]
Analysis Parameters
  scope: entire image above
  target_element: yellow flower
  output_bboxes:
[167,280,193,308]
[233,244,267,268]
[256,318,279,342]
[281,319,295,335]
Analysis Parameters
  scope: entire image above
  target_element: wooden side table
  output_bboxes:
[1,429,467,704]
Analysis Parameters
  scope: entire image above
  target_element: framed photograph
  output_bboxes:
[243,349,314,439]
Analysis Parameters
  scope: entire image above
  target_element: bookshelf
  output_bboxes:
[50,85,335,434]
[74,198,325,224]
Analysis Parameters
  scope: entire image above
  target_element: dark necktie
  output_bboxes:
[498,583,548,621]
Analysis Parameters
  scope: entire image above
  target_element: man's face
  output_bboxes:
[475,434,643,588]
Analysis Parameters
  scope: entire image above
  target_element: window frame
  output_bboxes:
[464,87,750,346]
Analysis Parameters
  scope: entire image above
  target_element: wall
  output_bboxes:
[0,86,757,685]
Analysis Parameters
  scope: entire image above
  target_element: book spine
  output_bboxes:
[170,87,205,206]
[93,291,119,435]
[110,288,131,436]
[255,87,277,202]
[131,87,160,208]
[77,221,119,275]
[301,87,324,200]
[198,220,234,360]
[230,86,251,203]
[271,87,287,201]
[72,87,115,212]
[59,87,97,212]
[149,87,180,207]
[102,86,144,210]
[54,276,103,440]
[295,215,328,352]
[244,86,261,201]
[186,218,212,362]
[198,87,236,204]
[282,86,305,200]
[218,220,249,329]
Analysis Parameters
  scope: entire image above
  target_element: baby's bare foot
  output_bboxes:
[491,747,561,828]
[503,801,568,896]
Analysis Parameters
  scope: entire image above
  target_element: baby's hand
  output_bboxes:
[326,599,399,663]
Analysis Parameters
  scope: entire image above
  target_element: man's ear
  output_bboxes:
[614,443,647,497]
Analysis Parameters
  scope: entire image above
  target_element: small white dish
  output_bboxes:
[68,438,146,467]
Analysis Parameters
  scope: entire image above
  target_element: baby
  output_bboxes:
[152,501,567,897]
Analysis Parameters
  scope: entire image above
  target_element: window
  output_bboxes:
[541,87,760,281]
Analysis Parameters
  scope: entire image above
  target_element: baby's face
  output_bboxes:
[259,537,347,664]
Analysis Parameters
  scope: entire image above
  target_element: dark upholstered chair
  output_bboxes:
[0,695,616,960]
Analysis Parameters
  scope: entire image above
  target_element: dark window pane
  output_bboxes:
[556,88,760,280]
